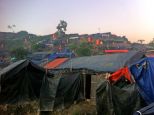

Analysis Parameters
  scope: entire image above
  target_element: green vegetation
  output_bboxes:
[11,47,29,60]
[69,42,93,56]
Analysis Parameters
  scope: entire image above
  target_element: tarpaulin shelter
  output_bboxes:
[96,70,145,115]
[57,51,145,72]
[0,60,46,104]
[48,49,75,61]
[27,52,49,66]
[130,57,154,104]
[40,71,84,111]
[134,102,154,115]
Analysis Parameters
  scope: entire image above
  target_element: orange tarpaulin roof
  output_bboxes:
[44,58,68,69]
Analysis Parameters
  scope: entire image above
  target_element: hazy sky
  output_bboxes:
[1,0,154,43]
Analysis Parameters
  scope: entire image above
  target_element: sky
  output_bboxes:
[0,0,154,43]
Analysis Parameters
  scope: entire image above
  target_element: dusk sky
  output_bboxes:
[1,0,154,43]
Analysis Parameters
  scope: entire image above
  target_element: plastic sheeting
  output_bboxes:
[96,79,144,115]
[0,60,45,104]
[40,72,84,111]
[109,67,132,83]
[134,102,154,115]
[130,57,154,104]
[58,51,144,72]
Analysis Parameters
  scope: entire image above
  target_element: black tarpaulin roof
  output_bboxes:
[0,60,46,104]
[57,51,145,72]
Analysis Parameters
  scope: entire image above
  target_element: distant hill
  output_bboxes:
[0,31,51,51]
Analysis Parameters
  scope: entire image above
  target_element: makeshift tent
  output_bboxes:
[0,60,46,104]
[96,67,145,115]
[27,52,49,65]
[58,51,145,72]
[48,49,75,61]
[40,71,84,111]
[134,102,154,115]
[130,57,154,104]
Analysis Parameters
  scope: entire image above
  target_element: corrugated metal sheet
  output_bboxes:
[57,51,144,72]
[44,58,69,69]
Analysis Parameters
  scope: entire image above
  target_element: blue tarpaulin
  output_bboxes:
[134,102,154,115]
[130,57,154,104]
[48,49,75,61]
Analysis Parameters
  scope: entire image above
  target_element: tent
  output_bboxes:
[0,60,46,104]
[96,67,145,115]
[48,49,75,61]
[57,51,144,72]
[40,71,84,111]
[134,102,154,115]
[130,57,154,104]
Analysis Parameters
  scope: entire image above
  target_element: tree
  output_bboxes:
[68,42,92,57]
[57,20,67,32]
[11,47,29,60]
[8,25,16,32]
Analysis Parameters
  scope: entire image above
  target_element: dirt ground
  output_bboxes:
[0,100,96,115]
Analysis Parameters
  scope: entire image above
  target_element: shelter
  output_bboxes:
[48,49,75,61]
[57,51,144,72]
[40,71,84,111]
[96,67,146,115]
[55,51,145,100]
[27,52,49,66]
[130,57,154,104]
[0,60,46,104]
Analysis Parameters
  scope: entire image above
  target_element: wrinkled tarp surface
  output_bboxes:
[96,79,145,115]
[0,60,45,104]
[58,51,144,72]
[40,72,84,111]
[134,102,154,115]
[130,57,154,104]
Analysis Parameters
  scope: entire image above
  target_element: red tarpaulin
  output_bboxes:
[96,39,101,45]
[104,50,129,53]
[109,67,132,83]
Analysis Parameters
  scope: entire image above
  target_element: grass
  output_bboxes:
[0,100,96,115]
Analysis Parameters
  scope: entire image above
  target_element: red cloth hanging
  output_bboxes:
[109,67,132,83]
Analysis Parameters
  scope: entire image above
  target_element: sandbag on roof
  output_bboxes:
[0,60,46,104]
[57,51,144,72]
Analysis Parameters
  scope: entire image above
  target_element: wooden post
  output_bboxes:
[82,69,86,99]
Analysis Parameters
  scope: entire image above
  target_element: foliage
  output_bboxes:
[68,42,92,57]
[11,47,29,60]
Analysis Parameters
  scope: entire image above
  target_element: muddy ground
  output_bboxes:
[0,100,96,115]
